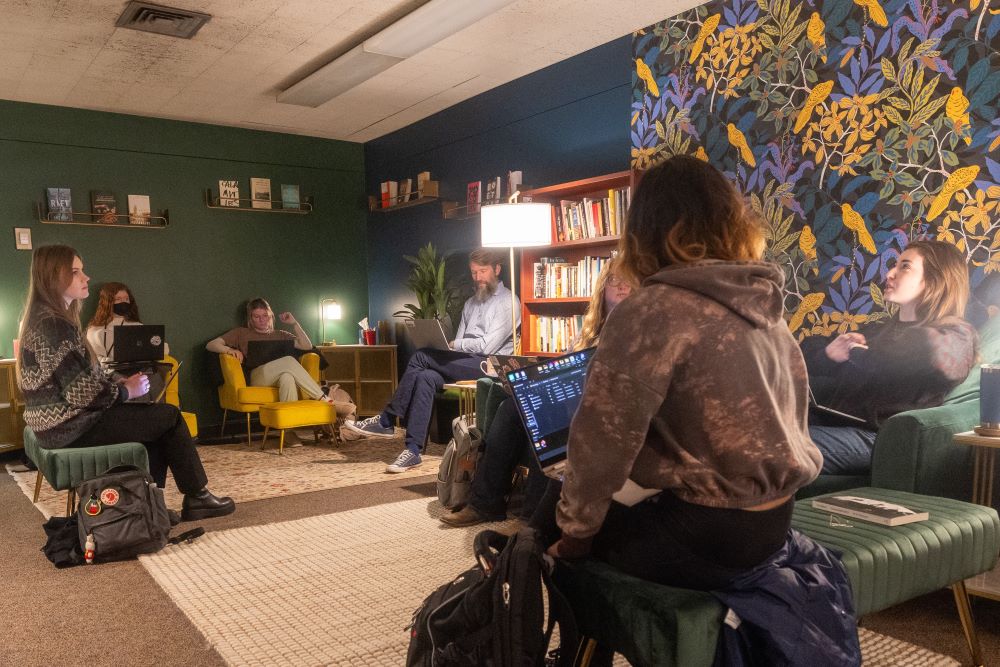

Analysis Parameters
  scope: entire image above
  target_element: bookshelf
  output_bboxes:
[518,170,632,355]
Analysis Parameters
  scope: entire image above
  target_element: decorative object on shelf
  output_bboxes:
[127,194,151,225]
[369,179,440,212]
[466,180,482,215]
[251,177,271,209]
[484,176,502,206]
[481,193,551,353]
[393,243,457,327]
[14,227,32,250]
[219,180,240,207]
[90,190,117,223]
[46,187,72,221]
[281,184,301,210]
[35,201,169,228]
[203,189,314,214]
[320,298,342,345]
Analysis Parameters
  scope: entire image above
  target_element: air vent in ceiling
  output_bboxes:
[116,1,211,39]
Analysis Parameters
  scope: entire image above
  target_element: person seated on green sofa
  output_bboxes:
[801,240,978,476]
[540,155,823,591]
[440,257,636,528]
[966,271,1000,329]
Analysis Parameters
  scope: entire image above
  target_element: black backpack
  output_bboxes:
[406,528,578,666]
[75,464,172,563]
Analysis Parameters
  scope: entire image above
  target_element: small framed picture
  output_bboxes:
[14,227,32,250]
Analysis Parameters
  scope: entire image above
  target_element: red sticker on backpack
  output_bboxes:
[100,488,120,506]
[84,497,102,516]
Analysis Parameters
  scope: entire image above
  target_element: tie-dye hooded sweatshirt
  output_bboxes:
[556,260,822,540]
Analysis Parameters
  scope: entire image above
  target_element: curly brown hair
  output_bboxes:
[88,282,140,328]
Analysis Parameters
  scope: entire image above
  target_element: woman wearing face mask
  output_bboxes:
[441,258,637,527]
[801,239,977,475]
[86,282,169,363]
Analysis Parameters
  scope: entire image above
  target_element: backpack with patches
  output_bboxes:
[406,528,578,666]
[436,415,483,509]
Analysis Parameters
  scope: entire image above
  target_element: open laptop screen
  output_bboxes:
[506,348,595,469]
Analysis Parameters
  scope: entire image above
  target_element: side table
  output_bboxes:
[443,381,477,422]
[953,430,1000,601]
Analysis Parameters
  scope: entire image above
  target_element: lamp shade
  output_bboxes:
[480,203,551,248]
[321,299,342,320]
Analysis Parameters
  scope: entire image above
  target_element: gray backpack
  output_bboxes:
[437,415,483,509]
[76,465,172,562]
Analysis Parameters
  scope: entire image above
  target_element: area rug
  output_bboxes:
[137,497,960,666]
[7,431,443,519]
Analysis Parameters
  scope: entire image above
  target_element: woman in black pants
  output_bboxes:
[17,245,234,521]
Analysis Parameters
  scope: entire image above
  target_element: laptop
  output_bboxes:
[808,385,869,427]
[506,347,661,506]
[245,338,297,370]
[404,318,450,351]
[484,353,542,379]
[110,325,165,364]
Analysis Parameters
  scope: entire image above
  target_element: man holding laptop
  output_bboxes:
[345,249,520,473]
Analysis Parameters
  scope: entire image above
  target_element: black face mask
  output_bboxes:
[112,302,131,317]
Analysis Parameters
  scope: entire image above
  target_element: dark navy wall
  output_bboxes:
[364,36,631,326]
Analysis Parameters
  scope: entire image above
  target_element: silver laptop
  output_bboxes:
[404,319,450,351]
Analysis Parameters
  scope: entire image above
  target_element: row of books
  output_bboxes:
[532,255,612,299]
[529,315,584,354]
[219,178,301,210]
[555,186,631,242]
[466,171,522,214]
[380,172,432,209]
[46,188,153,225]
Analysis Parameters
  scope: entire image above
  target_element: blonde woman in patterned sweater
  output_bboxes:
[17,245,234,521]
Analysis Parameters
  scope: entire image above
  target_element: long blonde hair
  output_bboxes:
[17,245,85,375]
[905,240,969,325]
[575,257,636,350]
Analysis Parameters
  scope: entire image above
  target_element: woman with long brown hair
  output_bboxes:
[17,245,234,521]
[803,239,977,475]
[86,282,143,362]
[544,155,822,591]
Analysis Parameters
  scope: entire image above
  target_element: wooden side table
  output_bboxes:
[443,381,477,421]
[317,345,397,417]
[953,430,1000,601]
[0,359,25,454]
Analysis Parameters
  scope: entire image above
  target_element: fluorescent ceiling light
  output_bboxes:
[278,0,516,107]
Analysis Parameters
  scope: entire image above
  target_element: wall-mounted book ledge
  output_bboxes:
[35,203,169,228]
[369,181,440,212]
[204,189,313,214]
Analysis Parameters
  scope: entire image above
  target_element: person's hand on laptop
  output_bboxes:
[825,332,868,363]
[123,372,150,398]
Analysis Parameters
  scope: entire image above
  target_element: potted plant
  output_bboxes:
[394,243,458,332]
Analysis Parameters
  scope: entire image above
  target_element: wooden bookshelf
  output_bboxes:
[518,171,633,355]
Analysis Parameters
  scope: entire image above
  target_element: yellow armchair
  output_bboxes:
[217,352,321,443]
[162,354,198,437]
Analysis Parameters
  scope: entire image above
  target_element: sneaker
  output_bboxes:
[343,415,395,439]
[440,505,493,527]
[385,449,422,473]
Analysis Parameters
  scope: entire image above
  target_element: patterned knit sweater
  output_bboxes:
[18,312,125,448]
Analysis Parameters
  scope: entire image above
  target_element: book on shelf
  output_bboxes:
[485,176,502,205]
[533,255,611,299]
[507,170,522,199]
[380,180,398,209]
[399,178,412,202]
[811,495,929,526]
[251,178,271,209]
[416,171,431,195]
[530,314,584,354]
[280,184,300,210]
[127,194,151,225]
[467,180,482,215]
[218,180,240,207]
[46,187,73,221]
[90,190,117,223]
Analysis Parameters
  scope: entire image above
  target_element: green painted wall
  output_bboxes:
[0,101,367,425]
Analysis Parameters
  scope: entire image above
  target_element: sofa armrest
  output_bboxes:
[870,400,978,500]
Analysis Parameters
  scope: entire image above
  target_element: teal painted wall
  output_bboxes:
[0,101,367,425]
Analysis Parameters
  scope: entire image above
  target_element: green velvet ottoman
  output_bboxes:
[23,427,149,516]
[554,487,999,667]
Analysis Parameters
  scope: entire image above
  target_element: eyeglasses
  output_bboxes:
[607,276,630,288]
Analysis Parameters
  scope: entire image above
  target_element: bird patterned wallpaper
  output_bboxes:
[632,0,1000,338]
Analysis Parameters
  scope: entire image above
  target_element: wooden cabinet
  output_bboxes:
[518,171,632,355]
[0,359,25,453]
[317,345,397,417]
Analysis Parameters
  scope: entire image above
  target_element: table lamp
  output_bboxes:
[320,298,342,345]
[480,195,551,353]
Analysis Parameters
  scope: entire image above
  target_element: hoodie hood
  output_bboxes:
[644,260,786,328]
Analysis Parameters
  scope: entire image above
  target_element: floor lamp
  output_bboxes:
[480,198,552,354]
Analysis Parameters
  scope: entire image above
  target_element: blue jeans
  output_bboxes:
[809,425,878,475]
[385,348,484,455]
[468,398,549,519]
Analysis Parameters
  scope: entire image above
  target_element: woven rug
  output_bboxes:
[7,430,442,519]
[137,497,960,666]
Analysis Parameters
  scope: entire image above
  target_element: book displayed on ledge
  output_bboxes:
[219,179,240,207]
[380,180,398,209]
[280,184,300,210]
[811,495,930,526]
[467,180,482,214]
[251,177,271,209]
[485,176,501,205]
[46,187,73,221]
[90,190,117,223]
[127,194,151,225]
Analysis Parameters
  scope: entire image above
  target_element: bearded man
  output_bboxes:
[344,249,520,472]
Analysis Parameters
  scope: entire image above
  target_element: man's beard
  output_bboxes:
[474,280,498,301]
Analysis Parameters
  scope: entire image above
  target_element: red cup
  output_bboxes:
[363,329,376,345]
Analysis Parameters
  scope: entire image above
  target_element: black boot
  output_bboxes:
[181,489,236,521]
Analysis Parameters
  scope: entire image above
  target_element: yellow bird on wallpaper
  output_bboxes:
[689,13,721,64]
[841,203,877,254]
[799,225,818,262]
[727,124,756,167]
[807,12,827,63]
[854,0,888,27]
[788,292,825,332]
[793,80,834,133]
[635,58,659,97]
[694,146,709,161]
[945,87,972,145]
[927,165,980,221]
